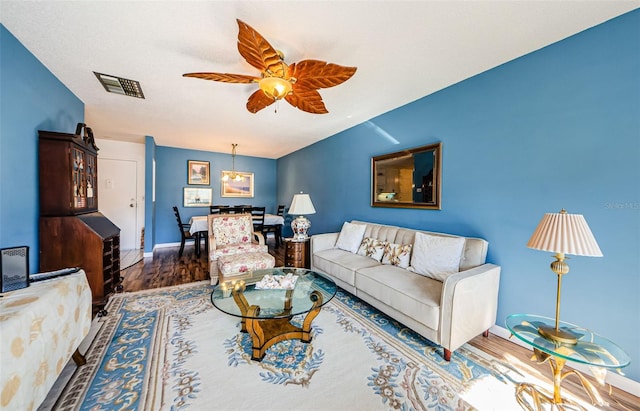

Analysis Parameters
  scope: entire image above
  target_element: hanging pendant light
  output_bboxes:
[222,143,244,182]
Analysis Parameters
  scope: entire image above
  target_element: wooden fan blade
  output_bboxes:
[246,89,275,113]
[236,19,286,77]
[285,87,328,114]
[182,72,259,84]
[289,60,357,90]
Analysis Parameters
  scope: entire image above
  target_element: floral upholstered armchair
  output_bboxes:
[207,213,268,284]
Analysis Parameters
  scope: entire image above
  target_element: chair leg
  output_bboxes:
[443,348,452,361]
[179,237,185,257]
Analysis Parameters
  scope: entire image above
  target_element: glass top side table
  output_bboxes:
[506,314,630,410]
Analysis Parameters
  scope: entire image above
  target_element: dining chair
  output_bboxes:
[172,206,196,257]
[250,206,266,234]
[236,204,253,213]
[226,206,245,214]
[262,205,286,247]
[213,205,230,214]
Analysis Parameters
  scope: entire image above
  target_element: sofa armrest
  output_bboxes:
[311,232,339,253]
[253,231,265,245]
[208,234,217,257]
[439,263,501,352]
[310,233,339,270]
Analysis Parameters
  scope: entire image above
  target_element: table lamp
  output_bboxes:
[289,193,316,241]
[527,209,602,344]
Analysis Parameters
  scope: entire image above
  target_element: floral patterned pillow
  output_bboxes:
[381,243,412,268]
[213,215,253,246]
[357,237,388,262]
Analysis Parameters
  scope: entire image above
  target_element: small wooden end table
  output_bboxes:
[284,237,310,268]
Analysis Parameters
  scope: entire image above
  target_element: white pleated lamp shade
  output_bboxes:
[289,193,316,215]
[527,209,603,257]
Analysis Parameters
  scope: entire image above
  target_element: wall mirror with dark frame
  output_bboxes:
[371,142,442,210]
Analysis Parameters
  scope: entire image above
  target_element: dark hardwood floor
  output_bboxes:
[120,236,285,292]
[118,237,638,410]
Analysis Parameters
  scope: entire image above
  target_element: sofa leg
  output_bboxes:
[483,329,490,338]
[72,348,86,366]
[443,349,452,361]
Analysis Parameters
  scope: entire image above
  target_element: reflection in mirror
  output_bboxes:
[371,142,441,210]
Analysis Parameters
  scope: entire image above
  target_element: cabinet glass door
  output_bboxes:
[85,153,97,209]
[72,148,86,209]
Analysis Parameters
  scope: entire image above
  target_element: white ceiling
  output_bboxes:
[2,1,638,159]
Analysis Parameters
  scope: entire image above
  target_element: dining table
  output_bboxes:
[189,213,285,256]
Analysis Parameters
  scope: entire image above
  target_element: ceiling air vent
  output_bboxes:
[93,72,145,99]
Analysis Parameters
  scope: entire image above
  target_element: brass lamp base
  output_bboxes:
[538,324,578,345]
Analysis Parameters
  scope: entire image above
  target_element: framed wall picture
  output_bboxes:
[221,171,254,198]
[188,160,210,185]
[184,187,212,207]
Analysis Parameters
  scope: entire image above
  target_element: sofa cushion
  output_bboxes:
[356,265,442,330]
[357,237,387,262]
[212,243,268,260]
[217,252,275,275]
[313,248,381,287]
[381,243,412,268]
[336,222,367,253]
[408,231,465,281]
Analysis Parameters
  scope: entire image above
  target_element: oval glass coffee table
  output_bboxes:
[211,267,337,361]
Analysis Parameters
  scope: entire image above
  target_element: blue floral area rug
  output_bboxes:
[52,280,523,410]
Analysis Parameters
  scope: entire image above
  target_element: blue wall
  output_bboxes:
[0,25,84,271]
[152,145,277,245]
[278,11,640,382]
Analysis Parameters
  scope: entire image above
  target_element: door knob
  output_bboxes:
[129,204,134,207]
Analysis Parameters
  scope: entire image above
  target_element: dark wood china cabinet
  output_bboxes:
[38,127,121,310]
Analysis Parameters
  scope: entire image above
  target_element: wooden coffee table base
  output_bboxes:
[232,289,323,361]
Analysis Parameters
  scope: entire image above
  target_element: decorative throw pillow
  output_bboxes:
[356,237,373,256]
[357,237,387,262]
[381,243,412,268]
[335,222,367,253]
[408,232,465,282]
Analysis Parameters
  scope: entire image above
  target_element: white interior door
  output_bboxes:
[98,159,138,250]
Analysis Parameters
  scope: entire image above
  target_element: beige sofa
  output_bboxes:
[310,220,501,360]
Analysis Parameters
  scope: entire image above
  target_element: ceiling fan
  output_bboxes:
[183,19,357,114]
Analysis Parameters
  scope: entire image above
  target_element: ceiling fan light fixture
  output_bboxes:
[259,76,292,100]
[183,19,356,113]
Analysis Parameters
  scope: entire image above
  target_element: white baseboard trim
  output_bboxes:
[143,242,183,258]
[489,324,639,397]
